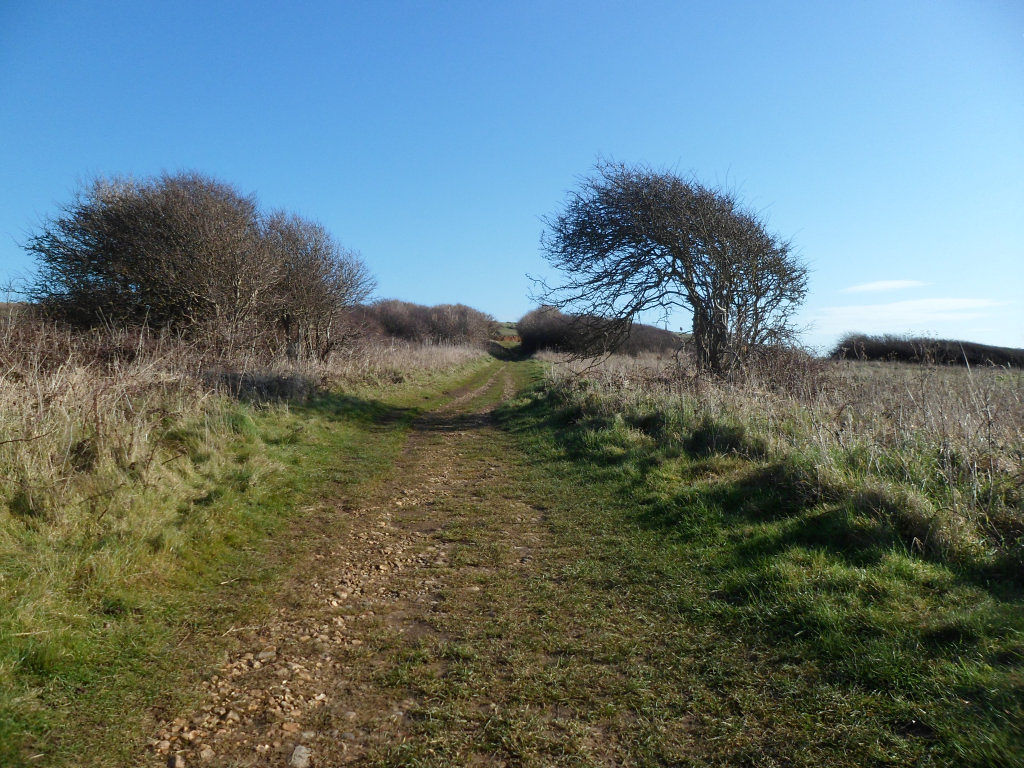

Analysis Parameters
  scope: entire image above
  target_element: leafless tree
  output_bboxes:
[536,162,808,374]
[263,212,374,360]
[27,173,275,339]
[25,172,375,359]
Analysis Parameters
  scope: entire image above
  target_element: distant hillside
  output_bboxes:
[831,333,1024,367]
[492,321,519,340]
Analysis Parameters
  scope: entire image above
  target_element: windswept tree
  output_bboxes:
[536,162,808,373]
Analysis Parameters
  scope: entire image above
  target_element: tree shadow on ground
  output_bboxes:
[496,386,1024,597]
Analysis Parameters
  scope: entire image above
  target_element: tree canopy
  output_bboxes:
[537,162,808,373]
[26,172,373,358]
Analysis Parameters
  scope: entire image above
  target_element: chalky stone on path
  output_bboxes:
[145,364,524,766]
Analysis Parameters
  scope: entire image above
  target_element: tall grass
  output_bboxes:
[539,350,1024,570]
[0,313,485,762]
[0,316,482,529]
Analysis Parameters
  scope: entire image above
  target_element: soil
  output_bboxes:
[146,364,529,767]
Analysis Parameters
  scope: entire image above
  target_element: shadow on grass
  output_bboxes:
[289,343,514,435]
[292,393,422,427]
[486,341,530,362]
[496,385,1024,595]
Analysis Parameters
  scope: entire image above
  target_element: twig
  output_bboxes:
[0,429,55,447]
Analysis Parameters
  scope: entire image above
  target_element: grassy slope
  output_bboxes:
[5,351,1021,766]
[484,375,1022,766]
[0,355,498,767]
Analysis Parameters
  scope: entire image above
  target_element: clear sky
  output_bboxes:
[1,0,1022,350]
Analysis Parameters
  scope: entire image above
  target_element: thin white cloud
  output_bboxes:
[841,280,929,293]
[811,297,1008,336]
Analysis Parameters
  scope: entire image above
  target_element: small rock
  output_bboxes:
[290,744,312,768]
[282,721,301,733]
[199,746,215,761]
[257,647,278,661]
[156,740,171,753]
[167,755,186,768]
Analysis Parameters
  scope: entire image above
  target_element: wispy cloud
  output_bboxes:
[841,280,929,293]
[811,297,1007,336]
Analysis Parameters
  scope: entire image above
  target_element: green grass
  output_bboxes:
[5,350,1021,766]
[0,355,495,767]
[476,378,1024,766]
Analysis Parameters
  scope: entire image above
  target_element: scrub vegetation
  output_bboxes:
[485,354,1024,766]
[0,306,488,765]
[833,333,1024,368]
[3,168,1022,766]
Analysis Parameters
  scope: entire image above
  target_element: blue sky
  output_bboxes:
[1,0,1021,350]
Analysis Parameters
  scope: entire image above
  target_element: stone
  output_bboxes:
[289,744,312,768]
[199,746,215,761]
[167,755,186,768]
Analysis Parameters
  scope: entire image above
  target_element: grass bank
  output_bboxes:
[0,331,494,766]
[485,362,1022,765]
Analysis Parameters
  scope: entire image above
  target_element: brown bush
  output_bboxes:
[518,306,682,356]
[25,172,374,358]
[832,333,1024,368]
[361,300,494,345]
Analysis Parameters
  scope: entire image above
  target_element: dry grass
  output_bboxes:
[0,314,482,530]
[0,312,486,763]
[324,337,485,387]
[538,350,1024,567]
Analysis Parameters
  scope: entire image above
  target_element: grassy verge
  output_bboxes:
[479,376,1023,765]
[0,353,496,767]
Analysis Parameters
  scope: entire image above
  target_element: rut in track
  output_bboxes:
[147,362,534,766]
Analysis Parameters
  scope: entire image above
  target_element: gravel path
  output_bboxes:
[147,363,521,767]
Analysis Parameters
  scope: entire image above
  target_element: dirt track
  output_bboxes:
[148,363,528,766]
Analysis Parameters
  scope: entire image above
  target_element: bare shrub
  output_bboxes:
[28,173,273,333]
[263,212,374,360]
[518,305,680,356]
[25,172,374,358]
[832,333,1024,368]
[361,300,494,345]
